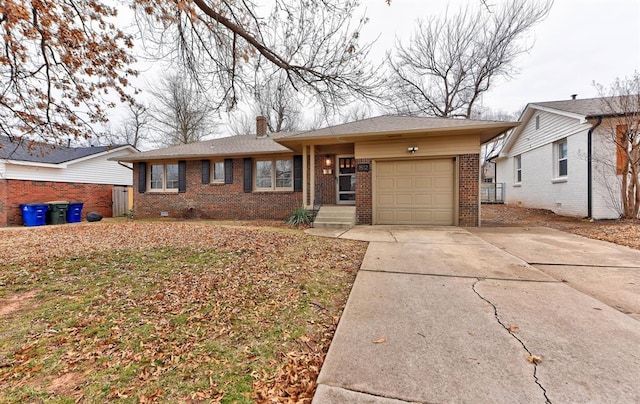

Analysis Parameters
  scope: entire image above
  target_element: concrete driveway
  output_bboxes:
[306,226,640,403]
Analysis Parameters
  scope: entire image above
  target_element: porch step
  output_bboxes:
[313,206,356,229]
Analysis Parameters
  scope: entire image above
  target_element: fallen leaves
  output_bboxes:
[527,355,542,364]
[507,324,519,333]
[373,338,387,344]
[0,221,367,402]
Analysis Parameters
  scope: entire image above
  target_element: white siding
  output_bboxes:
[510,110,586,156]
[5,149,135,185]
[498,128,590,218]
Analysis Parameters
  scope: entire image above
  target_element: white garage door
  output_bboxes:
[375,159,455,225]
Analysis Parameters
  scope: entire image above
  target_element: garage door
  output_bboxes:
[375,159,455,225]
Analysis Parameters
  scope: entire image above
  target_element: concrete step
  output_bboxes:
[313,206,355,229]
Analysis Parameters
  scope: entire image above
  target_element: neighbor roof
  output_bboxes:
[116,132,298,162]
[531,95,639,118]
[0,136,130,164]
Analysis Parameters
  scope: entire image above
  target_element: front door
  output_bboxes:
[337,156,356,205]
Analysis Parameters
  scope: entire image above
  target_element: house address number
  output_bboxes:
[357,163,370,172]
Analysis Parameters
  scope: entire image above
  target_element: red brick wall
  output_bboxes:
[0,180,7,227]
[314,154,336,205]
[133,159,302,220]
[2,180,114,226]
[458,153,480,227]
[355,158,372,225]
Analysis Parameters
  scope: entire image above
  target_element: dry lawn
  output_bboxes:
[0,221,367,403]
[482,204,640,250]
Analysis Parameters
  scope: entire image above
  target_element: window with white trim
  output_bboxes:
[514,155,522,183]
[255,158,293,190]
[150,163,179,191]
[212,161,225,183]
[556,139,568,177]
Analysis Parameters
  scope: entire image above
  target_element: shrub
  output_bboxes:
[286,206,312,226]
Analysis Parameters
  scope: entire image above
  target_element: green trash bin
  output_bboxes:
[46,201,69,225]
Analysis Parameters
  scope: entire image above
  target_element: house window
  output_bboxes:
[535,115,540,130]
[255,158,293,190]
[212,161,225,183]
[150,163,179,191]
[556,139,567,177]
[514,155,522,183]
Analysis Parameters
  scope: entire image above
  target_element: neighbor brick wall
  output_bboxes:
[2,179,114,226]
[0,179,7,227]
[458,153,480,226]
[133,159,303,220]
[355,158,372,225]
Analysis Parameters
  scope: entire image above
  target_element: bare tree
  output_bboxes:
[0,1,136,143]
[105,104,150,148]
[594,72,640,218]
[149,74,217,146]
[135,0,380,114]
[385,0,552,118]
[254,73,302,133]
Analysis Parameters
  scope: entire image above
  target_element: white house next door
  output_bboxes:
[337,156,356,205]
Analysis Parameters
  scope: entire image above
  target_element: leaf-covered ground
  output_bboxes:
[0,221,367,403]
[482,205,640,250]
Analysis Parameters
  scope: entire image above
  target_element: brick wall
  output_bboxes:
[314,154,336,205]
[355,158,372,225]
[0,180,7,227]
[133,159,302,220]
[1,179,114,226]
[458,153,480,226]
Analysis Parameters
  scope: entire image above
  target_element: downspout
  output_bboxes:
[587,116,602,218]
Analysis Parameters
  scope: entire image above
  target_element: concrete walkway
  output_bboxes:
[306,226,640,403]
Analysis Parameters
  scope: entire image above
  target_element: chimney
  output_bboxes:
[256,115,268,137]
[571,94,577,100]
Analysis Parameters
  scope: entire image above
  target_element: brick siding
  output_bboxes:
[314,154,336,205]
[133,159,302,220]
[1,179,115,226]
[458,153,480,226]
[355,158,372,225]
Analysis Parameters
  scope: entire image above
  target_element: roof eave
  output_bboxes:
[276,122,520,147]
[112,149,294,163]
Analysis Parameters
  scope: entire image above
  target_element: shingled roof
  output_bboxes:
[531,95,639,118]
[115,132,298,162]
[0,136,130,164]
[115,115,519,162]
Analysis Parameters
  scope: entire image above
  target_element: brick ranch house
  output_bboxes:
[0,136,137,226]
[116,116,518,226]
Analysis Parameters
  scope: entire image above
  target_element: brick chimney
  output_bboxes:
[256,116,268,137]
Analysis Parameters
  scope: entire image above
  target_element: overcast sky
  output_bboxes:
[117,0,640,140]
[362,0,640,115]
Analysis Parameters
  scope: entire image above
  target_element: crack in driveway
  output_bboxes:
[472,278,552,404]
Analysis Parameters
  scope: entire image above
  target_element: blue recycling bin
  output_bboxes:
[20,203,48,227]
[66,202,84,223]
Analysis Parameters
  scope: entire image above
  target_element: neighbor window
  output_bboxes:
[255,158,293,190]
[212,161,225,183]
[535,115,540,130]
[514,155,522,183]
[150,163,179,191]
[556,139,567,177]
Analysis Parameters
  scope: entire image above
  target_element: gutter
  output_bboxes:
[118,161,133,170]
[587,116,602,218]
